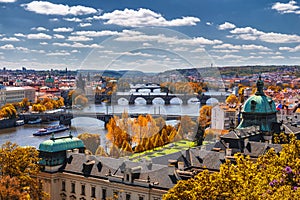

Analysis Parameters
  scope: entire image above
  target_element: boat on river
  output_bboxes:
[15,120,25,126]
[28,118,42,124]
[33,125,69,136]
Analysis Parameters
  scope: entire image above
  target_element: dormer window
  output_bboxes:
[251,100,256,111]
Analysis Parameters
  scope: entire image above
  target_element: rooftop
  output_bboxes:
[39,134,85,153]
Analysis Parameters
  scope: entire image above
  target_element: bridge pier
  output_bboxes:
[146,98,153,105]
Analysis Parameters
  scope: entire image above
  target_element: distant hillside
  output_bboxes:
[159,65,300,78]
[78,69,155,78]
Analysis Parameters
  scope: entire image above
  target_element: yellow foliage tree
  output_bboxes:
[163,135,300,200]
[198,105,212,128]
[0,142,48,199]
[225,94,238,105]
[78,133,101,154]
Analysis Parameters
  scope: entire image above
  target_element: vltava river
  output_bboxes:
[0,103,200,148]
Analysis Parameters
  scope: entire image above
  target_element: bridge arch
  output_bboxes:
[134,97,147,105]
[206,97,219,105]
[170,97,183,105]
[117,97,129,105]
[152,97,165,105]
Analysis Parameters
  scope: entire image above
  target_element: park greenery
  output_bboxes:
[0,142,48,200]
[80,104,212,158]
[163,135,300,200]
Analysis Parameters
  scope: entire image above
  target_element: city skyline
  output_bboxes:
[0,0,299,72]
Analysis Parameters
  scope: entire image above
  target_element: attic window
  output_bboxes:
[251,100,257,111]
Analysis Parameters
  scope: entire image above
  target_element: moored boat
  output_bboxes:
[33,125,69,136]
[28,118,42,124]
[15,119,25,126]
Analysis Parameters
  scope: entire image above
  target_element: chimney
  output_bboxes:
[73,148,79,153]
[226,148,232,156]
[178,161,184,171]
[66,149,72,158]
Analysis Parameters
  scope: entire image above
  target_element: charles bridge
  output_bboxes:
[18,111,198,129]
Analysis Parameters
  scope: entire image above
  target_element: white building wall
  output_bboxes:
[211,105,225,130]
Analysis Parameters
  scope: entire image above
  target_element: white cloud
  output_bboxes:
[115,32,222,45]
[53,27,74,32]
[230,26,300,43]
[206,22,212,26]
[53,34,65,39]
[16,47,29,51]
[270,56,285,59]
[63,17,82,22]
[22,1,98,16]
[47,51,70,56]
[0,37,20,42]
[98,8,200,27]
[210,49,239,53]
[241,44,270,51]
[218,22,236,30]
[72,30,131,37]
[52,42,102,48]
[14,33,26,37]
[27,33,52,39]
[50,18,59,22]
[213,43,270,51]
[0,0,17,3]
[213,43,241,50]
[67,35,92,42]
[31,26,49,31]
[40,42,48,45]
[279,45,300,52]
[272,1,299,14]
[0,44,15,50]
[79,23,92,27]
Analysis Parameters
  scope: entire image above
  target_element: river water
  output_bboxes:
[0,103,200,148]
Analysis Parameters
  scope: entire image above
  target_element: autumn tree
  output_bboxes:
[163,135,300,200]
[78,133,101,154]
[198,105,212,128]
[0,175,29,200]
[178,115,197,139]
[225,94,238,106]
[95,146,108,157]
[74,94,88,107]
[1,104,17,118]
[0,142,47,199]
[31,104,46,112]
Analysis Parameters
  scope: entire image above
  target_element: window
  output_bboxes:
[139,196,144,200]
[91,186,96,198]
[81,184,85,196]
[102,188,106,200]
[126,193,131,200]
[61,180,66,192]
[71,182,75,194]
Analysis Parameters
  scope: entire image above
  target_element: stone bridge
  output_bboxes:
[94,92,228,105]
[19,112,198,129]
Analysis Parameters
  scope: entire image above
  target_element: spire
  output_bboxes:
[255,74,265,96]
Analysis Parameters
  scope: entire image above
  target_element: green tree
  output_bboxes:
[0,142,47,199]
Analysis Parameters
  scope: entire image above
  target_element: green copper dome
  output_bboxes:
[237,75,277,132]
[242,95,277,114]
[39,135,85,153]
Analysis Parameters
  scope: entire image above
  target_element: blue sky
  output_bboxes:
[0,0,299,72]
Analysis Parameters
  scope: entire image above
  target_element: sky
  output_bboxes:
[0,0,299,72]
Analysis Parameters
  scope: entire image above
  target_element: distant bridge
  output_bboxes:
[18,112,198,129]
[94,92,228,105]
